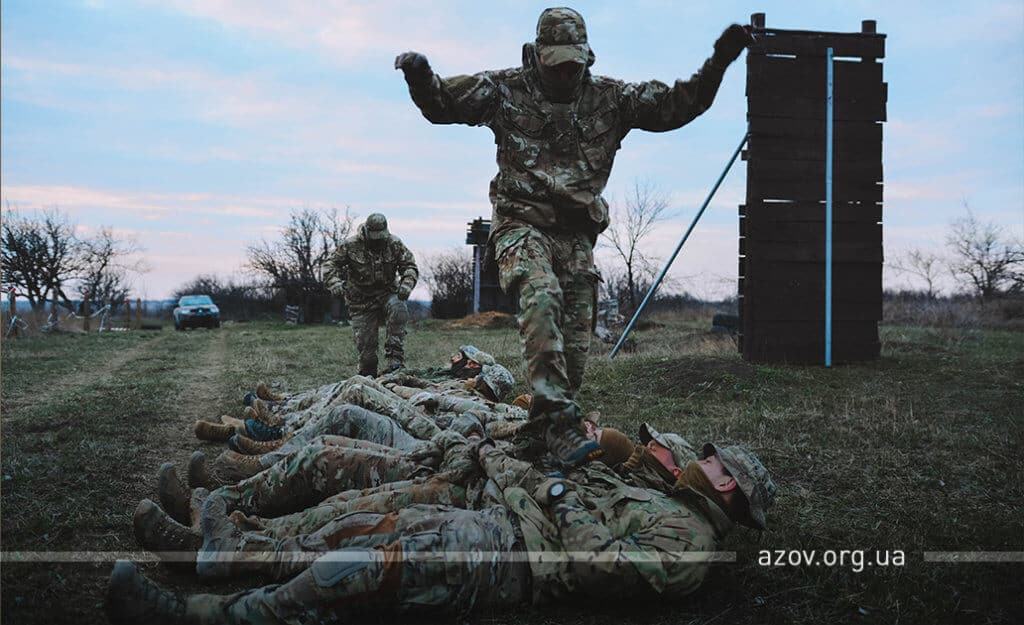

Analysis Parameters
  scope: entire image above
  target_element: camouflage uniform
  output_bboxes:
[326,214,418,376]
[400,8,731,419]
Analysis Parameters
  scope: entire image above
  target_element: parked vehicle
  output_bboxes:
[173,295,220,330]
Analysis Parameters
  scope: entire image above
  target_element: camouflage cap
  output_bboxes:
[535,7,590,67]
[702,443,778,530]
[639,423,695,469]
[477,363,514,402]
[459,345,496,367]
[364,213,389,240]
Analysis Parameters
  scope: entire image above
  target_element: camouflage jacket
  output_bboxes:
[407,44,727,240]
[326,231,418,296]
[480,447,733,603]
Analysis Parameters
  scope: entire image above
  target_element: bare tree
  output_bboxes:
[77,227,148,311]
[423,249,473,319]
[246,207,354,320]
[1,207,82,310]
[946,206,1024,301]
[891,248,944,299]
[600,180,671,313]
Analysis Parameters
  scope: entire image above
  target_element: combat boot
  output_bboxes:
[255,381,283,402]
[195,496,243,580]
[193,420,234,442]
[132,499,201,571]
[228,433,291,455]
[188,451,231,490]
[105,560,189,625]
[214,450,265,482]
[543,415,603,469]
[244,418,283,442]
[245,399,284,427]
[384,358,404,374]
[157,463,191,525]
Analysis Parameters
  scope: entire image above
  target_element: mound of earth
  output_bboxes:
[446,311,517,329]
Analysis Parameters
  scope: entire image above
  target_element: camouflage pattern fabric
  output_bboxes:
[209,441,432,519]
[188,505,530,622]
[478,445,732,602]
[404,29,728,418]
[326,226,418,374]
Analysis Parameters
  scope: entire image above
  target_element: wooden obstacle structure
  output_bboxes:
[740,13,886,364]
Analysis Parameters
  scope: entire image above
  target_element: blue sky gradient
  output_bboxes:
[3,1,1022,299]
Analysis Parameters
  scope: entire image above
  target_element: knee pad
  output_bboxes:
[310,549,380,588]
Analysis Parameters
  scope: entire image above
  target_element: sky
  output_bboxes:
[2,0,1022,300]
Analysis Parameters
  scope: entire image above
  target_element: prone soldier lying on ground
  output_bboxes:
[109,431,776,624]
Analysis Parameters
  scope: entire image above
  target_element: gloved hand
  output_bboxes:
[394,51,433,85]
[327,276,345,296]
[397,282,413,301]
[713,24,754,66]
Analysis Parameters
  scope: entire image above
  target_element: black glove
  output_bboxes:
[394,51,433,85]
[713,24,754,66]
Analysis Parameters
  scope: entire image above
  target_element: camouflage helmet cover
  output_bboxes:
[702,443,778,530]
[477,363,514,401]
[363,213,389,240]
[535,7,590,67]
[459,345,496,367]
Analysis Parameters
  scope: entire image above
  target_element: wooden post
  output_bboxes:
[50,290,60,331]
[135,298,142,330]
[82,294,92,332]
[124,299,132,329]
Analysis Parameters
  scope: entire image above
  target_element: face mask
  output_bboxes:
[536,58,584,102]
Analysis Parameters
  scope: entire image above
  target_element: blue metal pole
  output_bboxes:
[825,47,834,367]
[610,133,749,359]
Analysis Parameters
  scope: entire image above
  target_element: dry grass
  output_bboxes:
[1,315,1021,624]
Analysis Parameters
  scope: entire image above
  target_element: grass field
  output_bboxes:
[1,315,1021,624]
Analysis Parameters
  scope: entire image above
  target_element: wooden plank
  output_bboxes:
[749,30,886,58]
[741,202,882,223]
[743,319,879,341]
[744,296,881,321]
[748,159,882,183]
[747,177,883,203]
[743,239,882,263]
[747,55,884,101]
[743,339,880,364]
[742,260,882,287]
[748,94,886,121]
[742,220,881,243]
[748,117,882,140]
[747,132,881,162]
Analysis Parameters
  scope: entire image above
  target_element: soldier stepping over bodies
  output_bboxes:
[395,8,753,469]
[109,434,776,624]
[324,213,418,377]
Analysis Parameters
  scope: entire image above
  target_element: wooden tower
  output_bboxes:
[739,14,886,364]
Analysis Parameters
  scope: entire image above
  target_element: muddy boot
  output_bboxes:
[157,463,191,525]
[244,400,284,427]
[255,382,283,402]
[244,418,283,442]
[105,560,188,625]
[193,420,233,442]
[133,499,201,571]
[195,496,243,580]
[214,450,264,482]
[544,420,603,469]
[218,415,245,431]
[188,451,234,490]
[228,433,291,456]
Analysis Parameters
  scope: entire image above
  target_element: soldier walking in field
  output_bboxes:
[325,213,418,376]
[394,7,753,467]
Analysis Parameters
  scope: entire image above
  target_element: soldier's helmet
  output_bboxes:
[477,363,514,402]
[639,423,697,468]
[363,213,389,241]
[535,7,591,67]
[459,345,496,367]
[702,443,778,530]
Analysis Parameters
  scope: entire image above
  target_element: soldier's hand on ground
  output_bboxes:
[397,283,413,301]
[394,51,432,84]
[713,24,755,65]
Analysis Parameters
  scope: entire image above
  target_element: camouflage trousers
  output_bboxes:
[494,222,598,417]
[210,441,430,519]
[265,404,425,467]
[189,505,531,624]
[346,288,409,375]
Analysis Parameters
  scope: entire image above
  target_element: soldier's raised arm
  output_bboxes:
[394,239,419,301]
[395,52,499,126]
[621,24,753,132]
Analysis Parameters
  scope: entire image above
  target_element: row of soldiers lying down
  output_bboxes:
[105,345,778,625]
